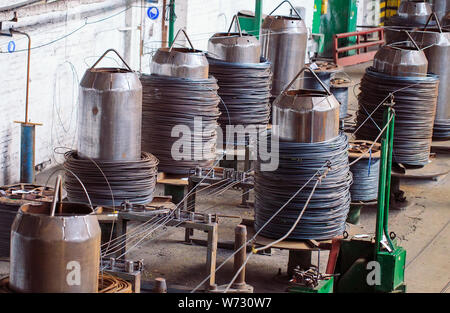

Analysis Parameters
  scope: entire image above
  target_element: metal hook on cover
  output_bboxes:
[90,48,132,71]
[50,175,63,217]
[169,28,195,52]
[269,0,302,20]
[403,30,421,51]
[281,66,332,96]
[227,14,243,37]
[423,12,442,33]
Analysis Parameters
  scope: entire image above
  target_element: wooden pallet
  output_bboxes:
[157,172,189,186]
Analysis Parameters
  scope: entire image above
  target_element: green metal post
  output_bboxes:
[168,0,175,46]
[383,107,395,250]
[254,0,262,39]
[375,105,395,253]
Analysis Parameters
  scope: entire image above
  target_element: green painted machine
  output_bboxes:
[319,0,358,58]
[334,103,406,293]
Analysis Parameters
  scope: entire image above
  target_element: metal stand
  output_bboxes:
[185,167,254,242]
[209,225,253,293]
[101,258,143,293]
[115,210,218,290]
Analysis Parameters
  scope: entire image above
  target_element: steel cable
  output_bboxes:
[355,67,439,166]
[140,74,221,174]
[254,133,352,240]
[64,151,158,206]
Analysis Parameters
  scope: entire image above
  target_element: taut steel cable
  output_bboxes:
[356,67,439,167]
[254,133,352,240]
[64,151,158,206]
[140,74,221,174]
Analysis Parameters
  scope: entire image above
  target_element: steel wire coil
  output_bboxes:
[355,67,439,166]
[64,151,158,206]
[349,156,380,202]
[433,119,450,140]
[141,74,220,174]
[0,274,132,293]
[207,57,271,131]
[254,133,352,240]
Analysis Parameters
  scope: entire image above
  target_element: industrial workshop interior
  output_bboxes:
[0,0,449,305]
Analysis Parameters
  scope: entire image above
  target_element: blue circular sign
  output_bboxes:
[147,6,159,20]
[7,41,15,53]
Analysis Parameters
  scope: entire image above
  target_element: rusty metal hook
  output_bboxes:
[90,48,132,71]
[423,12,443,33]
[227,14,243,37]
[282,66,332,96]
[269,0,302,19]
[169,28,195,52]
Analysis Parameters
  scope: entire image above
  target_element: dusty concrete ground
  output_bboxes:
[0,62,448,293]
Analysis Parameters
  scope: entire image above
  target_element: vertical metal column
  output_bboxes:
[168,0,175,46]
[254,0,263,39]
[10,29,42,184]
[375,105,395,253]
[19,124,35,183]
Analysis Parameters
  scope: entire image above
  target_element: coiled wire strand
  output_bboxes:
[207,57,272,129]
[64,151,158,206]
[349,156,380,202]
[254,133,352,240]
[140,74,221,174]
[356,67,439,166]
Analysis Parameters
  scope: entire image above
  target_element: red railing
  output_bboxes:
[333,27,385,67]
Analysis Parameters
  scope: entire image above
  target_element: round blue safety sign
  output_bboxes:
[7,41,15,53]
[147,6,159,20]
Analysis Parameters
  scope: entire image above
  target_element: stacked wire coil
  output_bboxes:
[0,274,132,293]
[0,184,54,257]
[356,67,439,167]
[64,151,158,206]
[207,57,271,133]
[141,74,220,174]
[254,133,352,240]
[349,157,380,202]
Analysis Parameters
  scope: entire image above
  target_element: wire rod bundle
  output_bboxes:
[140,74,221,174]
[254,133,352,240]
[207,57,272,131]
[0,184,54,257]
[64,151,158,206]
[349,157,380,202]
[356,67,439,167]
[98,273,133,293]
[433,119,450,140]
[0,274,132,293]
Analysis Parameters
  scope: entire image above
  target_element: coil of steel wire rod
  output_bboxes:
[64,151,158,206]
[207,57,272,130]
[254,133,352,240]
[348,140,381,202]
[0,184,54,257]
[140,74,221,174]
[0,273,132,293]
[355,67,439,167]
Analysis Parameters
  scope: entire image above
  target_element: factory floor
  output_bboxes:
[1,62,449,293]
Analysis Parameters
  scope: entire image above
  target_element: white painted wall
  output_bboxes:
[0,0,159,184]
[357,0,380,26]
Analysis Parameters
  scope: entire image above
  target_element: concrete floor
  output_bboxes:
[1,62,449,293]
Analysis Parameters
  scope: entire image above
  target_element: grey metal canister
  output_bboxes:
[78,49,142,161]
